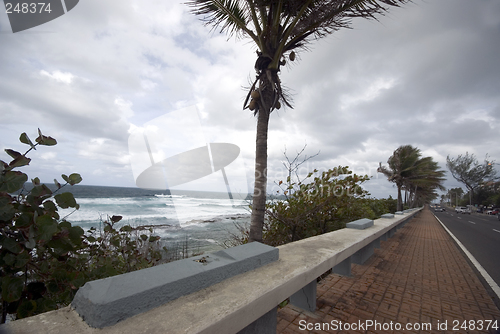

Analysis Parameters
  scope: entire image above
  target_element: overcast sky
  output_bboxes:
[0,0,499,199]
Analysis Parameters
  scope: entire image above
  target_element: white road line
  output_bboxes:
[457,217,462,219]
[493,229,500,234]
[469,221,476,224]
[433,214,500,300]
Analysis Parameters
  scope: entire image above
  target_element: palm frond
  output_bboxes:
[284,0,409,53]
[187,0,258,41]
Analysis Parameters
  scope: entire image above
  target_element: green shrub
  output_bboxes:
[0,130,165,323]
[262,163,400,247]
[264,166,374,246]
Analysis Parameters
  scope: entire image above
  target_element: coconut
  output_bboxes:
[275,101,281,109]
[248,99,256,111]
[289,51,296,61]
[250,90,260,99]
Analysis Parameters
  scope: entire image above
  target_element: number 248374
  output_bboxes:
[5,3,52,14]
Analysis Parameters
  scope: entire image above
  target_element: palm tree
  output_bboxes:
[406,157,446,207]
[379,145,446,210]
[187,0,409,242]
[378,145,421,211]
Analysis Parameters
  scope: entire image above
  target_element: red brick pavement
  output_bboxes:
[276,208,500,333]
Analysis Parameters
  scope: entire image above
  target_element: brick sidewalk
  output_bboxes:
[277,208,500,333]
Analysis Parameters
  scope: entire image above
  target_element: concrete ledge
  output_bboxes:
[346,218,373,230]
[381,213,394,219]
[71,242,279,328]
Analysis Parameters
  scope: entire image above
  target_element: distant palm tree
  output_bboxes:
[188,0,409,242]
[378,145,421,211]
[406,157,446,207]
[379,145,445,210]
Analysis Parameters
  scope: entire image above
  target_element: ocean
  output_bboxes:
[53,185,252,254]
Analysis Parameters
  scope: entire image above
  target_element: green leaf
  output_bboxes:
[140,234,148,241]
[15,212,34,228]
[120,225,132,232]
[35,215,58,242]
[1,236,23,254]
[47,238,73,255]
[43,200,57,213]
[70,274,86,289]
[25,228,36,249]
[67,173,82,186]
[37,298,57,313]
[15,251,30,268]
[3,253,16,266]
[35,129,57,146]
[0,160,7,173]
[19,132,36,150]
[54,192,77,209]
[32,177,40,186]
[149,236,160,242]
[38,136,57,146]
[8,155,31,169]
[59,220,71,229]
[30,184,52,198]
[0,195,15,221]
[111,215,123,223]
[68,225,84,244]
[1,276,24,303]
[0,171,28,193]
[110,236,120,247]
[61,174,69,183]
[46,281,59,294]
[5,149,22,159]
[17,300,37,319]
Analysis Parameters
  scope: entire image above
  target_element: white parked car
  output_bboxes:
[455,206,470,214]
[461,207,471,214]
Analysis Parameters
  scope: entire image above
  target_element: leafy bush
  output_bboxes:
[366,196,397,217]
[0,130,164,322]
[264,166,375,246]
[84,215,165,279]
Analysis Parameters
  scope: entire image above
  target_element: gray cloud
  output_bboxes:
[0,0,498,196]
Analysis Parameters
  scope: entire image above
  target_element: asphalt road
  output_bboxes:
[433,209,500,287]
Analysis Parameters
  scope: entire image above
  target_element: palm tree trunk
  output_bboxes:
[249,105,270,243]
[397,184,403,211]
[411,185,417,208]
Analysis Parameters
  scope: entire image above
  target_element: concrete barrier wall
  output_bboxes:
[72,242,279,328]
[1,208,422,334]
